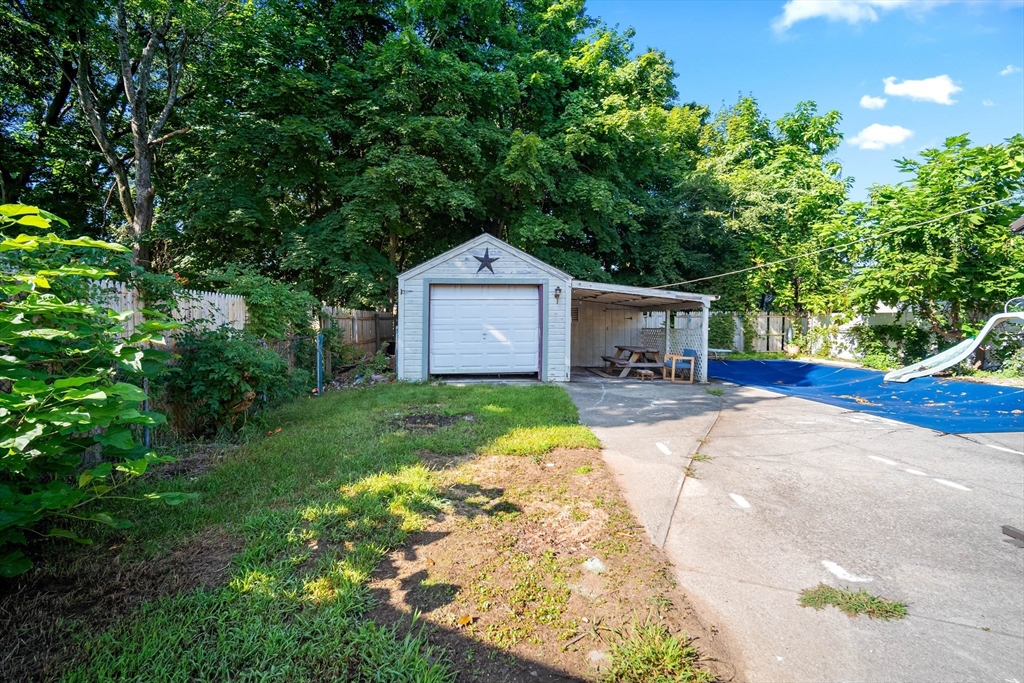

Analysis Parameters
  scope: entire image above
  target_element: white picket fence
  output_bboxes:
[98,281,247,346]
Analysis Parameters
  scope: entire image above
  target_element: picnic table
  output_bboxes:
[601,345,663,379]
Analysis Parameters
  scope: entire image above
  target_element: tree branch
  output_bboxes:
[115,1,137,104]
[134,6,173,108]
[149,127,190,146]
[76,55,134,222]
[149,46,183,140]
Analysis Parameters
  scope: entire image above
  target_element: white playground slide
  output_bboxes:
[884,310,1024,383]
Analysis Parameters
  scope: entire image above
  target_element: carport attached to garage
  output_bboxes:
[395,234,715,382]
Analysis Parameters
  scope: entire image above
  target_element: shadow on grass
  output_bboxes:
[0,383,603,682]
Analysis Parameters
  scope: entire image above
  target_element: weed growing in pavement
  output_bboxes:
[605,623,712,683]
[799,583,907,620]
[690,454,712,462]
[705,387,724,396]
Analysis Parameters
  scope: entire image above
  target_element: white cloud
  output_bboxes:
[860,95,888,109]
[883,75,962,104]
[982,99,995,106]
[1001,65,1021,76]
[849,124,914,150]
[773,0,948,32]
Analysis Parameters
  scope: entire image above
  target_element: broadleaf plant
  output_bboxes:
[0,204,194,577]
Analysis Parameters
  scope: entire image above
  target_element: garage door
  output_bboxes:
[429,284,540,374]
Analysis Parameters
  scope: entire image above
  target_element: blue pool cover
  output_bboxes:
[708,360,1024,434]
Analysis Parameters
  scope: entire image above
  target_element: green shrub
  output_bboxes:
[741,314,757,353]
[166,327,310,435]
[860,353,899,371]
[708,313,735,350]
[849,324,932,364]
[1000,347,1024,377]
[218,271,319,340]
[0,204,191,577]
[805,322,840,357]
[354,347,392,378]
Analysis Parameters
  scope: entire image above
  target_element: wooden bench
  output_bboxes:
[636,369,655,381]
[600,356,663,369]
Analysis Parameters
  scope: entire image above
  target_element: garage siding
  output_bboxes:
[397,236,571,382]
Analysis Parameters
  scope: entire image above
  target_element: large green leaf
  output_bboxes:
[0,550,33,578]
[145,491,201,506]
[109,382,149,402]
[94,426,136,450]
[0,423,44,452]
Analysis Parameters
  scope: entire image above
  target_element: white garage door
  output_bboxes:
[429,284,540,374]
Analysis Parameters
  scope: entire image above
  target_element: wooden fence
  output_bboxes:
[321,306,395,355]
[99,281,394,363]
[715,311,921,357]
[99,281,246,346]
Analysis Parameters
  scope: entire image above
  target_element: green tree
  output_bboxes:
[0,0,108,225]
[73,0,231,269]
[697,98,851,313]
[157,0,732,306]
[847,134,1024,348]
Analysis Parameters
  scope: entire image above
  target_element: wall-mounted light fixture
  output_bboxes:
[554,286,562,303]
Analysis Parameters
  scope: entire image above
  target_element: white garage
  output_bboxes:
[396,234,715,382]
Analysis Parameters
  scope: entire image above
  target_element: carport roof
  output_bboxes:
[571,280,715,310]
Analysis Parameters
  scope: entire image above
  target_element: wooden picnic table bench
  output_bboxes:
[602,345,663,378]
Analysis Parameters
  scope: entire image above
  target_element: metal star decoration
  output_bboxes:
[474,248,499,274]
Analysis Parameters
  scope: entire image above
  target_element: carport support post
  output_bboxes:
[700,304,709,383]
[664,311,670,358]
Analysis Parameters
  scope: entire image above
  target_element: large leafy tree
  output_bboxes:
[5,0,859,311]
[158,0,733,307]
[847,134,1024,344]
[0,0,107,226]
[73,0,231,269]
[695,98,851,312]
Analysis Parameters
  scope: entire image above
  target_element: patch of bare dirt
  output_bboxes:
[417,450,478,471]
[154,443,234,480]
[0,526,242,682]
[367,448,737,682]
[399,412,474,431]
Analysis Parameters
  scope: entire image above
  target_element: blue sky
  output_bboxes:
[586,0,1024,198]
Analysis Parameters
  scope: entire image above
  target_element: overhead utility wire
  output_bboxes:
[652,197,1019,289]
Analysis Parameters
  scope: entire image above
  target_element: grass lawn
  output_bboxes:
[1,383,720,682]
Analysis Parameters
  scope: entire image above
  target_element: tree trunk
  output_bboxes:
[74,1,186,270]
[389,231,398,312]
[131,148,156,269]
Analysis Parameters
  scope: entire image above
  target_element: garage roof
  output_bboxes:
[571,280,715,311]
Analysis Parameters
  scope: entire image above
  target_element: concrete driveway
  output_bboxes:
[564,372,1024,683]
